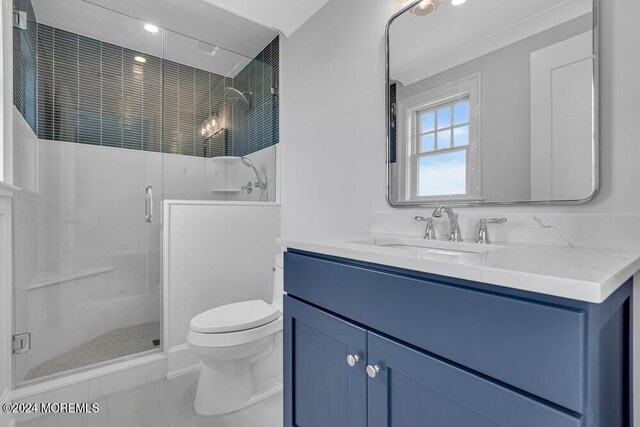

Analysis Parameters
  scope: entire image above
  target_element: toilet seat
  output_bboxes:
[190,300,280,334]
[188,315,283,348]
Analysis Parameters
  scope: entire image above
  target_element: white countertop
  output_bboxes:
[277,234,640,303]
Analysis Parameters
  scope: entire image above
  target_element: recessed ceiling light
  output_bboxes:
[143,23,159,33]
[412,0,441,17]
[134,56,146,63]
[451,0,467,5]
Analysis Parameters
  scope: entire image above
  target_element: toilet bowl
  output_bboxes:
[187,255,284,417]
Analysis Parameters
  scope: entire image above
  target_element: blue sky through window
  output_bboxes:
[418,150,466,196]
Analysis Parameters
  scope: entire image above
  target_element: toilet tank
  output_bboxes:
[272,254,284,312]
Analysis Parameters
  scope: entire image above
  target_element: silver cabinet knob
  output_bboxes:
[346,354,360,367]
[366,365,380,378]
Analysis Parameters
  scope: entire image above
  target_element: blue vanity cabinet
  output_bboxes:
[284,295,368,427]
[283,250,633,427]
[367,332,580,427]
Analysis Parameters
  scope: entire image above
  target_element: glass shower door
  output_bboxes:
[12,0,164,385]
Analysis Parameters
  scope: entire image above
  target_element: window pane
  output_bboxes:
[420,111,435,133]
[421,133,435,152]
[418,150,467,196]
[453,126,469,147]
[437,107,451,129]
[454,101,469,125]
[437,130,451,149]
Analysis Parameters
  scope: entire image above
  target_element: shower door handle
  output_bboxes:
[145,186,153,223]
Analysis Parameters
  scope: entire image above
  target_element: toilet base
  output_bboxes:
[191,330,283,416]
[195,378,282,417]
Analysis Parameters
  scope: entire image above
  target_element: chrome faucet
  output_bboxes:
[432,206,463,242]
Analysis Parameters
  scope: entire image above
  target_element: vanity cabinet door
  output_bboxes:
[367,332,582,427]
[284,296,367,427]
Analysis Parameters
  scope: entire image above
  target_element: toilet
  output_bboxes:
[187,255,284,417]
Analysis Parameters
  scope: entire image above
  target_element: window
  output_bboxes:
[416,99,470,197]
[397,74,481,202]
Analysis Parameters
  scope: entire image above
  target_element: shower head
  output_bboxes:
[224,87,251,111]
[240,156,266,188]
[240,157,254,168]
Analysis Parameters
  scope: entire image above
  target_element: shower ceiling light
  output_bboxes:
[134,56,146,63]
[396,0,464,15]
[412,0,441,17]
[143,23,159,33]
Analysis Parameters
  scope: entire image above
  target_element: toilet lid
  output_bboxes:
[190,300,281,334]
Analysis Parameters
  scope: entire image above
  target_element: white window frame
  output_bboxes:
[397,73,482,202]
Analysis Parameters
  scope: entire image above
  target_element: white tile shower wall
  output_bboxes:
[12,109,39,382]
[13,190,38,382]
[25,138,278,379]
[13,106,37,193]
[22,140,166,379]
[164,202,280,374]
[205,145,278,202]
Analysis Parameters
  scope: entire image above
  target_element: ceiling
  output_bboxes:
[200,0,331,37]
[390,0,592,86]
[31,0,281,77]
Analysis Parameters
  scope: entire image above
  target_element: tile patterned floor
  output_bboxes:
[17,371,283,427]
[25,322,161,381]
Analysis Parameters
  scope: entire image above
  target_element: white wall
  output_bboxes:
[280,0,640,242]
[0,23,11,397]
[280,0,400,239]
[164,201,280,374]
[280,0,640,420]
[0,182,16,427]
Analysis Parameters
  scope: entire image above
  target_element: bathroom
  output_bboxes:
[0,0,638,425]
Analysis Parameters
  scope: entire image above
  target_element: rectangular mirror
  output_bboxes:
[387,0,598,206]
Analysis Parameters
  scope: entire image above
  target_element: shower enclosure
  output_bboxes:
[11,0,279,386]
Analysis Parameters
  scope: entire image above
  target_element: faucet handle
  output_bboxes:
[480,217,507,225]
[477,217,507,244]
[415,216,437,240]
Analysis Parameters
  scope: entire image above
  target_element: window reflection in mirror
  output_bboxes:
[387,0,597,206]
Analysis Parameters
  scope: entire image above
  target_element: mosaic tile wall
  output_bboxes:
[35,23,242,157]
[13,2,279,159]
[227,37,279,157]
[13,0,38,133]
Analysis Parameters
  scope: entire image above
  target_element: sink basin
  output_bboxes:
[352,237,505,256]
